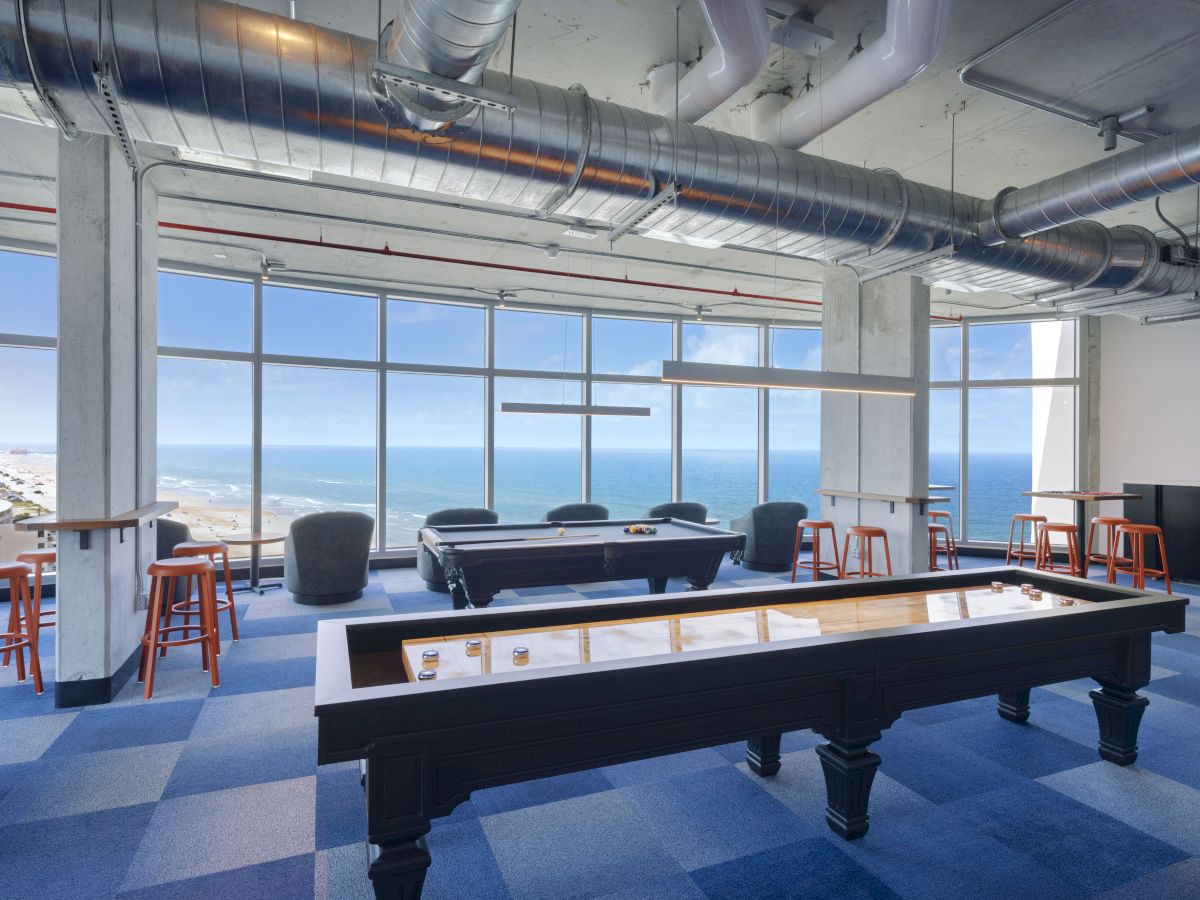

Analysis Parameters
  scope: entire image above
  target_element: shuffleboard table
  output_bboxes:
[418,517,745,609]
[315,567,1187,900]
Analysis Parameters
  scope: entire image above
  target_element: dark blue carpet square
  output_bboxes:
[874,725,1025,804]
[316,765,367,851]
[390,591,448,613]
[690,837,900,899]
[0,681,55,719]
[116,852,315,899]
[603,747,729,788]
[511,584,582,598]
[1139,672,1200,705]
[210,655,315,696]
[580,589,635,600]
[924,710,1096,778]
[899,693,996,726]
[163,724,317,800]
[0,802,156,899]
[944,782,1188,894]
[472,767,613,816]
[44,699,204,757]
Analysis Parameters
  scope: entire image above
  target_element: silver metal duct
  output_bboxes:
[981,122,1200,245]
[0,0,1196,321]
[387,0,520,83]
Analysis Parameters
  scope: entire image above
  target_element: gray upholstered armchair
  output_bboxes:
[417,507,499,593]
[284,511,375,605]
[730,501,809,572]
[156,518,191,560]
[647,501,708,524]
[543,503,609,522]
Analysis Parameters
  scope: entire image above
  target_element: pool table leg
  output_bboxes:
[1090,682,1149,766]
[647,577,669,593]
[368,834,431,900]
[997,687,1031,723]
[746,733,782,776]
[817,733,882,840]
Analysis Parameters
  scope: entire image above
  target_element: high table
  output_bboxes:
[1023,490,1142,560]
[220,531,286,595]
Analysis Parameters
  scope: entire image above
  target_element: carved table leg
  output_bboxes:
[1090,683,1149,765]
[369,833,432,900]
[746,733,782,777]
[647,576,668,594]
[997,687,1031,723]
[817,734,882,840]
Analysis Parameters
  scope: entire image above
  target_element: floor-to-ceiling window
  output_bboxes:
[0,250,58,559]
[767,325,821,515]
[931,317,1079,543]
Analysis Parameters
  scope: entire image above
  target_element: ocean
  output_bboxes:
[155,445,1036,547]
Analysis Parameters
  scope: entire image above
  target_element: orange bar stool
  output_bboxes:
[139,557,220,701]
[928,510,958,569]
[929,523,957,571]
[3,549,56,668]
[170,540,239,644]
[1036,523,1082,577]
[1085,516,1130,580]
[0,561,42,694]
[792,519,842,582]
[1110,523,1172,594]
[842,526,892,579]
[1006,514,1047,567]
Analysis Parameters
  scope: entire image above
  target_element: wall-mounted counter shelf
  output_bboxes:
[15,501,178,549]
[817,489,949,515]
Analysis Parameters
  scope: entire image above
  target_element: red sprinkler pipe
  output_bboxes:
[0,199,964,321]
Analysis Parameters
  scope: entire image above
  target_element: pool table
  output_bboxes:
[418,517,746,609]
[315,567,1187,900]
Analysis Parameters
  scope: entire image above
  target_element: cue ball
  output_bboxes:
[465,638,482,657]
[513,646,530,665]
[417,668,437,681]
[557,527,566,536]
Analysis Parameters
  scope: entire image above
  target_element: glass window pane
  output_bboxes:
[157,357,253,554]
[262,366,378,542]
[683,386,757,527]
[683,323,759,364]
[388,299,484,367]
[592,317,672,376]
[930,325,961,382]
[0,346,56,557]
[158,272,252,352]
[770,327,820,369]
[386,374,485,548]
[929,388,961,537]
[494,310,581,372]
[494,377,581,521]
[767,389,819,514]
[263,285,377,360]
[968,320,1076,380]
[0,250,55,337]
[591,383,671,518]
[967,386,1076,540]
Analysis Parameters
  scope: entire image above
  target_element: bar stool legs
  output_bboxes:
[792,520,842,582]
[0,562,42,694]
[842,526,892,579]
[170,540,239,648]
[1036,523,1082,577]
[928,510,958,569]
[139,557,221,700]
[1085,516,1130,581]
[4,549,56,668]
[929,523,957,571]
[1110,524,1172,594]
[1007,514,1046,567]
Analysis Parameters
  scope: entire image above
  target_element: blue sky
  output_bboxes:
[1,254,1073,457]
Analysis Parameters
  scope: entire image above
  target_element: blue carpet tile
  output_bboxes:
[0,556,1198,898]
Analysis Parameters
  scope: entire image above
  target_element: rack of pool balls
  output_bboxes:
[623,524,658,535]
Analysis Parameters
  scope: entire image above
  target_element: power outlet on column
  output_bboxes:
[848,544,861,559]
[135,589,149,611]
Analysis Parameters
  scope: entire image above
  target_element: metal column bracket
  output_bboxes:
[92,62,141,171]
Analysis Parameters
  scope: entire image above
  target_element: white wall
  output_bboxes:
[1099,316,1200,489]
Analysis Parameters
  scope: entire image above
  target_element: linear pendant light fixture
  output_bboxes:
[499,402,652,416]
[660,361,917,396]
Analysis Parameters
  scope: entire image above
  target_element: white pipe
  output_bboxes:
[649,0,771,124]
[758,0,950,147]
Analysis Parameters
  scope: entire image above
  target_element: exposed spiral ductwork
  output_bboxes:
[0,0,1197,322]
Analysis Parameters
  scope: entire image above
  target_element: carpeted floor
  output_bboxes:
[2,556,1198,899]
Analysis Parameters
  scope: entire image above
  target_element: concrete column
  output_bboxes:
[55,132,157,706]
[819,268,930,575]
